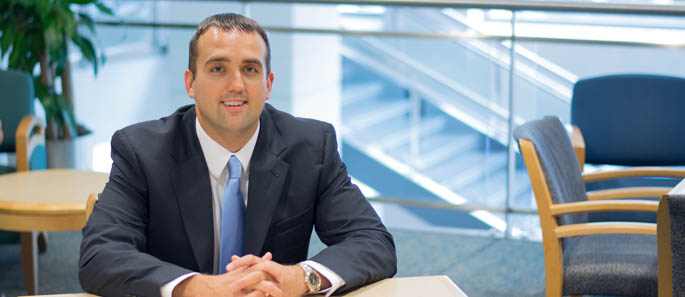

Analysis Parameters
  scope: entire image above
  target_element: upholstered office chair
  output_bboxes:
[0,69,48,294]
[0,69,46,172]
[515,116,659,297]
[570,74,685,223]
[657,193,685,297]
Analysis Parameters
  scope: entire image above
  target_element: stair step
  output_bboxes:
[344,100,411,131]
[443,152,508,190]
[378,116,447,150]
[416,134,481,170]
[342,82,385,105]
[425,151,487,185]
[457,169,533,209]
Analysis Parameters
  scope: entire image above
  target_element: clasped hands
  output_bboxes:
[173,252,308,297]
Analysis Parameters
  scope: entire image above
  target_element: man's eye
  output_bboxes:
[245,66,258,73]
[210,66,223,72]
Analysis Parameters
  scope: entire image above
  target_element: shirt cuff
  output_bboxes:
[302,260,345,297]
[160,272,199,297]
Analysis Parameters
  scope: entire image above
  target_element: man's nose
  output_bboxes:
[226,70,245,92]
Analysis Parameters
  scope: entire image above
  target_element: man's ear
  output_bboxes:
[184,69,195,99]
[265,72,274,101]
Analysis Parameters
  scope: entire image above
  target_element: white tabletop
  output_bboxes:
[20,276,468,297]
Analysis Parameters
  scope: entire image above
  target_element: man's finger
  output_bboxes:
[247,261,284,282]
[242,280,282,297]
[231,270,267,292]
[227,254,267,272]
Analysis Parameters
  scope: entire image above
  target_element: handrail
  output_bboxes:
[93,21,685,50]
[252,0,685,16]
[113,0,685,16]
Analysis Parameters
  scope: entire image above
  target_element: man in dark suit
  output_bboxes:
[79,12,396,297]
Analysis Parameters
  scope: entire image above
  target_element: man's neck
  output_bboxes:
[198,120,257,153]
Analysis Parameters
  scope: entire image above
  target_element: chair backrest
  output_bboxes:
[514,116,588,226]
[0,69,35,153]
[571,74,685,166]
[658,193,685,297]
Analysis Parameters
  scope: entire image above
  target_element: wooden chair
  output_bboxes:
[0,69,48,295]
[515,116,659,297]
[570,74,685,223]
[86,193,99,221]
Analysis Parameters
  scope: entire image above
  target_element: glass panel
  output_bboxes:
[12,0,682,239]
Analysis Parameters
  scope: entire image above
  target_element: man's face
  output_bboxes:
[184,27,273,147]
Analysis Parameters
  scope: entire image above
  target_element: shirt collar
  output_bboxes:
[195,117,260,181]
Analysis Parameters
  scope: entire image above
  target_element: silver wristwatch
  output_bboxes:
[299,263,322,294]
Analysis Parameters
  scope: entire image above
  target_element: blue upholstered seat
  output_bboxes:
[571,74,685,224]
[515,116,657,297]
[563,234,656,296]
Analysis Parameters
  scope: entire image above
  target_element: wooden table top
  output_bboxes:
[0,169,108,215]
[0,169,109,232]
[20,275,468,297]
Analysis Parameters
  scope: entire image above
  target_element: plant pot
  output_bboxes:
[46,139,76,168]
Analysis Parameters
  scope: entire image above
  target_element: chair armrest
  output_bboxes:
[555,222,656,238]
[549,200,658,216]
[15,115,45,172]
[86,193,98,221]
[583,167,685,182]
[570,125,585,171]
[586,187,671,200]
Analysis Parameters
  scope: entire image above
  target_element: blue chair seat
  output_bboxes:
[563,234,657,297]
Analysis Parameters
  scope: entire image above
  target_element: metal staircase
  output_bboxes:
[338,7,577,234]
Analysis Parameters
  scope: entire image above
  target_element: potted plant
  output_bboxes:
[0,0,112,167]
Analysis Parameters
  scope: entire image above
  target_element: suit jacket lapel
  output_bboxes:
[244,106,289,255]
[170,107,215,273]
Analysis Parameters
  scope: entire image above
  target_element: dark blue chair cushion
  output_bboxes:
[513,116,588,226]
[562,234,657,297]
[571,74,685,166]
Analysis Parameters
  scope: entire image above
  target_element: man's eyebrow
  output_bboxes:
[204,56,230,65]
[243,58,262,67]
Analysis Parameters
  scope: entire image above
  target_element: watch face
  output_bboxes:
[308,272,320,287]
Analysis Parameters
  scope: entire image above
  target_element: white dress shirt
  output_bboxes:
[160,118,344,297]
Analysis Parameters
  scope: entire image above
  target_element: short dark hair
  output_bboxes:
[188,13,271,77]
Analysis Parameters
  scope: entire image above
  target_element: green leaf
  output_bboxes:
[34,0,51,22]
[43,24,63,54]
[54,3,77,37]
[73,35,98,75]
[8,33,25,69]
[56,94,77,139]
[94,2,113,16]
[1,21,17,56]
[78,12,95,34]
[33,78,51,103]
[69,0,96,4]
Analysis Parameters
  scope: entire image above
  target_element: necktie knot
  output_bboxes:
[228,155,242,180]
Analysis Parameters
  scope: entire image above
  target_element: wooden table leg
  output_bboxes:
[20,231,38,295]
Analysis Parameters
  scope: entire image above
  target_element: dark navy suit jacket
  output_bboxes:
[79,104,397,297]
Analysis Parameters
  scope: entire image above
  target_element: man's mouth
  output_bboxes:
[222,101,246,107]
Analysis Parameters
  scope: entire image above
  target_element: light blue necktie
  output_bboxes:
[219,155,245,274]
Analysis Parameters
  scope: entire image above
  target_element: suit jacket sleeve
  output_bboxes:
[309,124,397,294]
[79,130,192,297]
